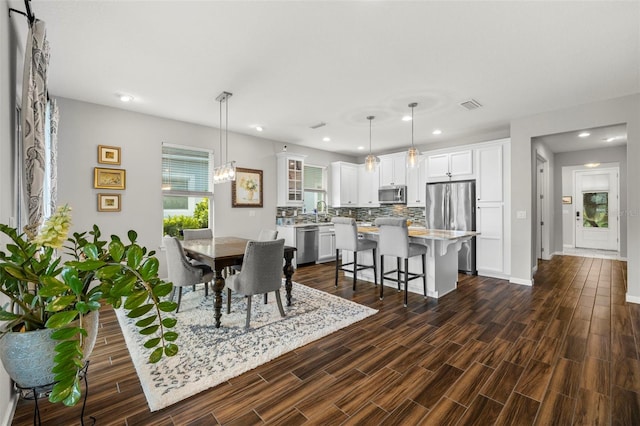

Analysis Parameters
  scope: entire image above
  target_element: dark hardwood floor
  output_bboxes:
[12,255,640,425]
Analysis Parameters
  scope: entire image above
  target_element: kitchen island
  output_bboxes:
[342,226,478,299]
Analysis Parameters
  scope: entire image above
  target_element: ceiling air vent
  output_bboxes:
[309,122,327,129]
[459,99,483,111]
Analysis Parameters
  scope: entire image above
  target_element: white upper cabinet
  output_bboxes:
[406,155,427,207]
[426,149,473,182]
[357,164,380,207]
[276,152,306,207]
[379,152,407,186]
[330,162,358,207]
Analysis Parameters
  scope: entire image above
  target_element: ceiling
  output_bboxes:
[7,1,639,156]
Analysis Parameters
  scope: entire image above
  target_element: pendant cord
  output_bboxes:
[219,100,223,167]
[411,105,415,148]
[225,98,229,164]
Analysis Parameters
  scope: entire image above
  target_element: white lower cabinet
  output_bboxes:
[317,227,336,263]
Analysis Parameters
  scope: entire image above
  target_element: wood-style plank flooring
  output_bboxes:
[11,255,640,425]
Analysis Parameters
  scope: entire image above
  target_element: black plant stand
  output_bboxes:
[15,360,95,426]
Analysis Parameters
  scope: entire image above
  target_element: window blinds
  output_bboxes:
[162,144,213,196]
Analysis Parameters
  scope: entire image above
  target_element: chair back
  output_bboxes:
[182,228,213,241]
[374,217,410,258]
[332,217,358,251]
[258,229,278,241]
[236,239,285,295]
[163,236,202,287]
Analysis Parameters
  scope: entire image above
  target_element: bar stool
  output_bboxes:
[332,217,377,290]
[374,217,427,307]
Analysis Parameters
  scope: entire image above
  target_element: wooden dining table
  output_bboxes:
[181,237,296,328]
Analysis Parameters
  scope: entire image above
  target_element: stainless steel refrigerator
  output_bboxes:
[425,180,477,274]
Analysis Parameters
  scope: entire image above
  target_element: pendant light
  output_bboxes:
[406,102,419,168]
[364,115,378,172]
[213,91,236,184]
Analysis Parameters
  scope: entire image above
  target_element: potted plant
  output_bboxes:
[0,205,178,406]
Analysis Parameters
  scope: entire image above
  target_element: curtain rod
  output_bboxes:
[8,0,36,25]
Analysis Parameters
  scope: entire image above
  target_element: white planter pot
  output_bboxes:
[0,311,99,389]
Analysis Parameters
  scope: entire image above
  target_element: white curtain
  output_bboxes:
[47,99,59,216]
[21,20,50,239]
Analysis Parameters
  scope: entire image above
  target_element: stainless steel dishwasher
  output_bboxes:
[296,226,319,265]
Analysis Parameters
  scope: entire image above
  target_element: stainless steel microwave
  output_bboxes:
[378,185,407,205]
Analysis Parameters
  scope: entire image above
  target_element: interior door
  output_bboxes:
[575,168,619,250]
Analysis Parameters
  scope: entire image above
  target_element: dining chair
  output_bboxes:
[332,217,377,290]
[374,217,427,307]
[182,228,213,241]
[225,239,286,328]
[163,236,214,312]
[231,229,279,303]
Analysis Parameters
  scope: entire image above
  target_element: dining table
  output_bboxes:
[181,236,296,328]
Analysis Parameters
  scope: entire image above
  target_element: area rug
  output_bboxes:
[114,281,378,411]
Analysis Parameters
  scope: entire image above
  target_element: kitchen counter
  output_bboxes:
[357,226,478,240]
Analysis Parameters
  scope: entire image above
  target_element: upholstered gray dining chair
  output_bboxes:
[231,229,279,304]
[332,217,377,290]
[163,236,215,312]
[225,239,286,328]
[374,217,427,307]
[182,228,213,241]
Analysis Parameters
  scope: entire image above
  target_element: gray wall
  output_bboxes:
[554,146,627,256]
[0,0,21,423]
[510,94,640,300]
[55,97,355,278]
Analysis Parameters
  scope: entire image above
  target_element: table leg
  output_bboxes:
[283,251,295,306]
[213,267,225,328]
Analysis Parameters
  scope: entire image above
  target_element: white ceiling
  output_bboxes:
[8,1,640,155]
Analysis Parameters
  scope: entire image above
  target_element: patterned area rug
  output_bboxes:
[115,281,378,411]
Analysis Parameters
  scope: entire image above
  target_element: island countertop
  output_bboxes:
[357,226,478,240]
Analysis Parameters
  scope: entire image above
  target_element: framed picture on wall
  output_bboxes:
[97,193,121,212]
[562,196,572,204]
[94,167,126,189]
[98,145,121,165]
[232,168,263,207]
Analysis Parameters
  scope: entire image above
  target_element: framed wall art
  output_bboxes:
[562,196,572,204]
[97,193,121,212]
[232,168,263,208]
[98,145,121,165]
[94,167,126,190]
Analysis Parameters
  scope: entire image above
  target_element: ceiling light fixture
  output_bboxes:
[213,91,236,184]
[365,116,378,172]
[584,163,600,168]
[119,94,134,102]
[578,132,591,138]
[323,137,331,142]
[402,115,412,122]
[406,102,419,168]
[432,129,442,135]
[255,126,263,132]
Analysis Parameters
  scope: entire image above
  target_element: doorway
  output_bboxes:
[574,167,619,251]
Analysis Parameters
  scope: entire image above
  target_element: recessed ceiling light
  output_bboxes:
[578,132,591,138]
[323,137,331,142]
[357,146,365,150]
[402,115,412,121]
[584,163,600,168]
[119,94,134,102]
[255,126,263,132]
[432,129,442,135]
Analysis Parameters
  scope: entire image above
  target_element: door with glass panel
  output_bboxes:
[574,168,619,251]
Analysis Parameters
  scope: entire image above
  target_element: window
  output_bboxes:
[303,165,327,213]
[582,191,609,228]
[162,144,213,237]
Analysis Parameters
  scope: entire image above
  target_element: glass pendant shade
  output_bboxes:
[406,102,419,168]
[365,115,378,172]
[214,91,236,184]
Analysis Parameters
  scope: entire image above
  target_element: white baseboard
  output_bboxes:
[510,277,533,286]
[477,271,510,281]
[626,294,640,304]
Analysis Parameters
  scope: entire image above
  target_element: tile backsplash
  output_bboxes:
[276,206,426,226]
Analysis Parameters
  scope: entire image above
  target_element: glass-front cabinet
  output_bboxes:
[277,153,307,207]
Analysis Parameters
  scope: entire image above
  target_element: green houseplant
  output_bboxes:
[0,205,179,406]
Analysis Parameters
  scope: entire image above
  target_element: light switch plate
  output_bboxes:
[516,210,527,219]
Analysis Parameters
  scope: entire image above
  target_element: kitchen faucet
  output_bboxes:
[316,200,327,222]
